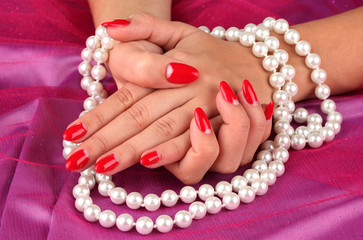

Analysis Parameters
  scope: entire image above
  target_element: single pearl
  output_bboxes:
[175,210,192,228]
[280,65,296,79]
[274,19,289,34]
[198,184,215,201]
[295,40,311,56]
[286,100,296,113]
[273,90,289,106]
[274,49,289,64]
[254,25,270,41]
[269,160,285,177]
[308,132,323,148]
[225,27,240,41]
[156,215,174,233]
[83,97,98,111]
[126,192,143,209]
[81,166,96,175]
[189,201,207,219]
[273,107,290,122]
[161,190,179,207]
[223,192,240,210]
[294,108,309,123]
[231,175,248,192]
[101,35,115,50]
[215,181,232,198]
[327,111,343,124]
[95,173,112,183]
[180,186,197,203]
[87,81,103,97]
[98,180,115,197]
[261,140,278,152]
[321,99,336,114]
[136,217,153,235]
[75,195,92,212]
[325,121,341,134]
[91,65,107,81]
[110,187,127,205]
[269,72,285,88]
[93,48,109,63]
[273,147,289,163]
[99,210,116,228]
[252,42,268,58]
[256,150,273,163]
[307,122,322,132]
[252,160,268,172]
[244,23,257,33]
[320,126,335,142]
[83,204,101,222]
[100,89,108,99]
[95,26,107,39]
[274,133,291,149]
[305,53,321,69]
[86,36,100,51]
[205,197,222,214]
[263,17,276,30]
[198,26,210,33]
[287,126,295,137]
[264,36,279,51]
[262,56,279,71]
[62,139,75,148]
[80,76,95,91]
[243,169,260,184]
[283,82,298,97]
[291,134,306,150]
[251,179,268,196]
[307,113,323,124]
[315,84,331,100]
[143,193,161,211]
[211,26,226,39]
[116,214,134,232]
[311,69,327,84]
[72,184,90,199]
[260,169,277,186]
[238,186,256,203]
[62,146,73,159]
[239,32,255,47]
[78,175,96,190]
[81,48,93,62]
[78,61,92,76]
[284,29,300,44]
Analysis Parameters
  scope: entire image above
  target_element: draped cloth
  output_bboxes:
[0,0,362,239]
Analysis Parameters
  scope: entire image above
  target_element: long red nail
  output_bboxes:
[194,107,212,134]
[101,19,130,27]
[242,80,259,105]
[94,154,119,173]
[140,151,161,166]
[220,81,239,105]
[63,122,87,141]
[65,149,89,171]
[166,63,199,84]
[264,101,274,121]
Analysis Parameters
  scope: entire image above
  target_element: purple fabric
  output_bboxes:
[1,0,363,239]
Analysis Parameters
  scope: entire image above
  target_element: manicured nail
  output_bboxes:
[264,101,274,121]
[194,107,212,134]
[65,149,89,171]
[101,19,130,27]
[242,79,259,106]
[94,154,119,173]
[140,151,161,166]
[63,122,87,141]
[166,63,199,84]
[220,81,239,105]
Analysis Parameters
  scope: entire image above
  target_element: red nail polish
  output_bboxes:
[220,81,239,105]
[264,101,274,121]
[94,154,119,173]
[65,149,89,171]
[194,107,212,134]
[242,80,259,105]
[63,122,87,141]
[140,151,161,166]
[101,19,130,27]
[166,63,199,84]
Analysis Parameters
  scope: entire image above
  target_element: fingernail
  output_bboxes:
[101,19,130,27]
[65,149,89,171]
[242,79,259,106]
[94,154,119,173]
[194,107,212,134]
[220,81,239,105]
[264,101,274,121]
[63,122,87,141]
[140,151,161,166]
[166,63,199,84]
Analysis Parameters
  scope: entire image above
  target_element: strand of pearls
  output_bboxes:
[65,17,342,235]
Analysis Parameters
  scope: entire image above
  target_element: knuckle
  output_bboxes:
[122,143,137,159]
[91,134,109,153]
[154,117,177,138]
[133,53,153,86]
[125,103,149,128]
[178,173,203,185]
[115,87,135,109]
[91,111,106,129]
[216,163,240,174]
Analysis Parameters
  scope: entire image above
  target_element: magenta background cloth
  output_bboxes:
[1,0,363,239]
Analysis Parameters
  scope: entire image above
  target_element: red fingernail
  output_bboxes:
[140,151,161,166]
[65,149,89,171]
[166,63,199,84]
[220,81,239,105]
[94,154,119,173]
[194,107,212,134]
[242,79,259,105]
[63,122,87,141]
[101,19,130,27]
[264,101,274,121]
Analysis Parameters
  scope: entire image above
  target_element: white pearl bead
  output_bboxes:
[273,147,289,163]
[280,65,295,79]
[198,184,215,201]
[325,121,341,134]
[269,160,285,177]
[263,17,276,30]
[274,19,289,34]
[283,82,298,97]
[231,175,248,192]
[244,23,257,33]
[260,169,277,186]
[86,36,100,51]
[156,215,174,233]
[95,173,112,183]
[93,48,109,63]
[239,32,255,47]
[307,122,322,132]
[320,126,335,142]
[198,26,210,33]
[238,186,255,203]
[295,40,311,56]
[211,26,226,39]
[189,201,207,219]
[180,186,197,203]
[223,192,240,210]
[136,217,153,235]
[95,26,107,39]
[98,180,115,197]
[307,113,323,124]
[264,36,279,51]
[286,100,296,113]
[126,192,143,209]
[252,160,268,172]
[274,49,289,64]
[72,184,90,199]
[284,29,300,44]
[254,25,270,41]
[274,133,291,149]
[143,193,161,211]
[81,48,93,62]
[175,210,192,228]
[262,56,279,71]
[75,195,92,212]
[308,132,324,148]
[116,214,134,232]
[78,61,92,76]
[251,179,268,196]
[321,99,336,114]
[273,106,290,122]
[252,42,268,58]
[110,187,127,205]
[99,210,116,228]
[205,197,222,214]
[91,65,107,81]
[305,53,321,69]
[161,190,179,207]
[62,146,73,159]
[311,69,327,84]
[269,72,285,88]
[294,107,309,123]
[327,111,343,124]
[81,166,96,175]
[83,97,98,111]
[273,90,289,105]
[225,27,240,41]
[261,140,278,152]
[87,81,103,97]
[295,126,310,138]
[256,150,273,163]
[83,204,101,222]
[315,84,331,100]
[101,35,115,50]
[215,181,233,198]
[287,126,294,137]
[62,139,75,148]
[78,175,96,190]
[80,76,95,91]
[291,134,306,150]
[243,169,260,184]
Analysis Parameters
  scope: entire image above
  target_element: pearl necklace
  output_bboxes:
[62,17,342,235]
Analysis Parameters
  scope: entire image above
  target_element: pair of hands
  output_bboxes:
[64,13,273,184]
